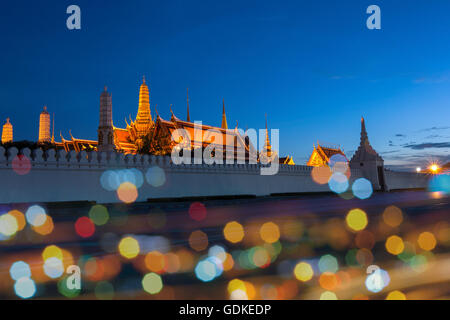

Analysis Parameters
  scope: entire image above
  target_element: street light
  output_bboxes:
[430,164,439,173]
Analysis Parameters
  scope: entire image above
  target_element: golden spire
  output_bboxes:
[51,112,55,143]
[221,98,228,129]
[186,88,190,122]
[39,105,51,142]
[135,76,152,136]
[1,117,13,144]
[262,114,272,157]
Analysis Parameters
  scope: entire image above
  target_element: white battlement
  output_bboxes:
[0,146,428,204]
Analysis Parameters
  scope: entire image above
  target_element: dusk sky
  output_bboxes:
[1,0,449,170]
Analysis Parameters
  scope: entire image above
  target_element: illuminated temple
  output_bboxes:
[1,118,13,143]
[53,77,262,162]
[306,143,348,167]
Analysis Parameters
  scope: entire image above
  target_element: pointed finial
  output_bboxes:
[221,98,228,129]
[52,112,55,143]
[104,86,108,92]
[43,105,47,111]
[142,75,146,84]
[6,117,10,123]
[154,105,160,118]
[186,88,190,122]
[265,113,268,130]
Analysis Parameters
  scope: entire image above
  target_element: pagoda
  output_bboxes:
[349,117,386,190]
[1,118,13,143]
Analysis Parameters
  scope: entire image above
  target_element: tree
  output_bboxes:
[136,125,172,156]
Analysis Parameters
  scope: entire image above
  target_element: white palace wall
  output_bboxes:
[0,147,430,204]
[384,169,430,190]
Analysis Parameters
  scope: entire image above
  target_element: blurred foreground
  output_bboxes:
[0,190,449,300]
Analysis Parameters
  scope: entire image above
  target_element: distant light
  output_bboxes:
[328,172,349,194]
[318,254,339,273]
[259,222,280,244]
[365,268,390,293]
[14,277,36,299]
[195,259,217,282]
[118,236,140,259]
[223,221,245,244]
[146,166,166,187]
[44,257,64,279]
[88,205,109,226]
[416,167,421,173]
[0,213,18,236]
[142,273,163,294]
[320,291,338,300]
[386,290,407,300]
[417,232,437,251]
[352,178,373,199]
[346,209,368,232]
[430,164,439,173]
[25,205,47,227]
[385,235,404,255]
[189,202,207,221]
[116,182,138,203]
[382,206,403,227]
[75,217,95,238]
[294,262,314,282]
[10,261,31,281]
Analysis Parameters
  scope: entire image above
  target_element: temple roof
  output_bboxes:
[155,113,256,154]
[307,143,347,166]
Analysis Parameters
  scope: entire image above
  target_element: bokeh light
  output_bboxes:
[346,209,368,232]
[12,154,31,175]
[0,213,18,236]
[386,290,406,300]
[294,262,314,282]
[260,222,280,244]
[146,166,166,187]
[44,257,65,279]
[75,217,95,238]
[328,172,349,194]
[382,206,403,227]
[142,272,163,294]
[385,235,404,255]
[365,268,390,293]
[189,202,207,221]
[223,221,245,243]
[89,205,109,226]
[320,291,338,300]
[417,231,437,251]
[311,166,332,185]
[25,205,47,227]
[14,277,36,299]
[189,230,209,251]
[352,178,373,199]
[10,261,31,281]
[8,210,26,231]
[318,254,339,273]
[117,182,138,203]
[118,236,140,259]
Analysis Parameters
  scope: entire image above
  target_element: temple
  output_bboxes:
[1,118,13,143]
[307,143,347,167]
[50,77,265,162]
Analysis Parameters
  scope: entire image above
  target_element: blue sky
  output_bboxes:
[1,0,449,170]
